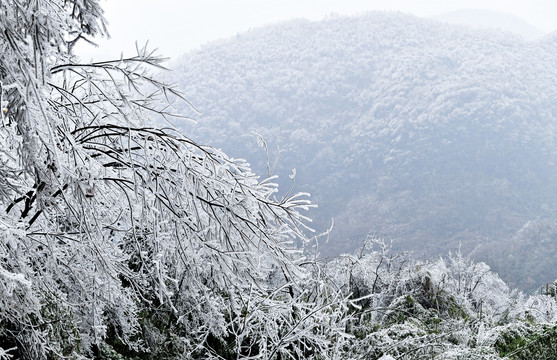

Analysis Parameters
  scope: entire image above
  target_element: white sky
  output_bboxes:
[76,0,557,62]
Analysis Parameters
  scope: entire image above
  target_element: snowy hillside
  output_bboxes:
[172,12,557,290]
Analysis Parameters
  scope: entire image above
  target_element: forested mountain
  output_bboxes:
[172,12,557,290]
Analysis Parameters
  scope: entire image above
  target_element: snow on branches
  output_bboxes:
[0,1,348,359]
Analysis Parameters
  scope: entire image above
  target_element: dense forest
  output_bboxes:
[172,12,557,291]
[1,1,557,359]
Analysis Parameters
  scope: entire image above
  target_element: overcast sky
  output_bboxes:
[76,0,557,61]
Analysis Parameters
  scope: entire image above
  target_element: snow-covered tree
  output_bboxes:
[0,1,349,359]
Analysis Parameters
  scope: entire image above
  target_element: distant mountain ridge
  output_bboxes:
[431,9,544,40]
[172,12,557,290]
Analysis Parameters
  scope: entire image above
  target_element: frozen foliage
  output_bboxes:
[0,1,349,359]
[172,12,557,289]
[328,238,557,359]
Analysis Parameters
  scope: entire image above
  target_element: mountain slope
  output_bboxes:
[171,12,557,289]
